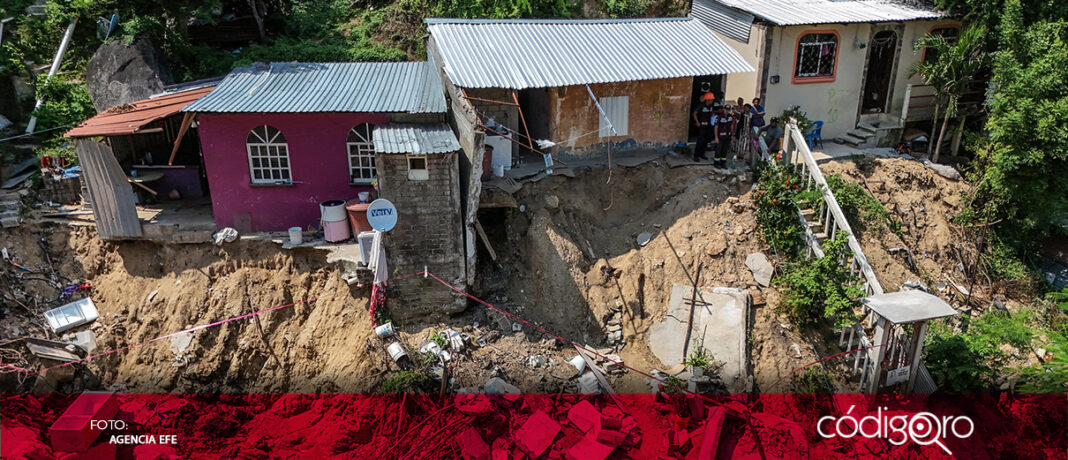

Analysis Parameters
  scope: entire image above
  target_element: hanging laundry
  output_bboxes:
[367,230,388,286]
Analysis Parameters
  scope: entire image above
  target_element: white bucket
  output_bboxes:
[320,200,348,222]
[358,191,370,203]
[387,342,407,362]
[288,227,302,245]
[374,322,394,338]
[568,355,587,372]
[493,163,505,177]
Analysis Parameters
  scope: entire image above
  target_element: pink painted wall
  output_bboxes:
[197,112,387,232]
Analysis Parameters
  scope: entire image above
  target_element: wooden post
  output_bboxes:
[907,321,928,392]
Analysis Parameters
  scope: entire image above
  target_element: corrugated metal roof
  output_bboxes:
[372,124,460,154]
[709,0,941,26]
[65,86,213,138]
[183,61,446,113]
[426,17,754,89]
[691,0,754,43]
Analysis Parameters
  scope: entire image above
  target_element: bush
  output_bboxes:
[684,348,712,368]
[777,232,864,329]
[780,105,812,132]
[379,370,430,393]
[31,74,96,131]
[753,160,807,258]
[925,309,1039,392]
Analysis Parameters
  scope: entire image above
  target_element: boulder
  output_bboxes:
[85,38,173,112]
[745,252,774,287]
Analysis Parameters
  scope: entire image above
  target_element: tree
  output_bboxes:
[967,0,1068,253]
[911,25,987,163]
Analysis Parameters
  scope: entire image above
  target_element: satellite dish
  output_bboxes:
[97,13,119,40]
[366,199,398,232]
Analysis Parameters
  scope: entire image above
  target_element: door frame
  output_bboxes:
[855,24,905,124]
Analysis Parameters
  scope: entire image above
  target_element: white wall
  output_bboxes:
[712,20,959,140]
[715,23,766,103]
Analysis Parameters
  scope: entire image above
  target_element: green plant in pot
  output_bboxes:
[685,348,713,377]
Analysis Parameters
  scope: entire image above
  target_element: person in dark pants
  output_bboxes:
[691,93,717,161]
[713,106,735,168]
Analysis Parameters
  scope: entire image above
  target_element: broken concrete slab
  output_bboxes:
[745,252,774,287]
[515,411,560,458]
[169,331,193,355]
[456,427,491,460]
[484,377,520,394]
[577,371,600,393]
[567,400,600,433]
[649,284,750,392]
[566,431,616,460]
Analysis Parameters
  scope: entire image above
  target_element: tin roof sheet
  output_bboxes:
[65,86,213,138]
[182,61,446,113]
[426,17,754,89]
[709,0,941,26]
[691,0,754,43]
[372,124,460,154]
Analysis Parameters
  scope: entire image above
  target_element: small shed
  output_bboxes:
[862,290,957,393]
[64,85,215,240]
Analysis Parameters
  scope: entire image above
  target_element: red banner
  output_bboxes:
[3,393,1065,459]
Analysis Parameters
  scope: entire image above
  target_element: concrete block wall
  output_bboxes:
[548,78,692,159]
[376,152,466,322]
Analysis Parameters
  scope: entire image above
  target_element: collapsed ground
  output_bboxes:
[0,157,1042,394]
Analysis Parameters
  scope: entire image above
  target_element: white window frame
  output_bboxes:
[246,125,292,184]
[407,154,429,181]
[598,96,629,138]
[347,124,376,184]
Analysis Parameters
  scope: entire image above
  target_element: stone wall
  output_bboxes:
[376,152,466,322]
[547,77,692,159]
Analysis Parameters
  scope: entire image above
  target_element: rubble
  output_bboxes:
[744,252,774,287]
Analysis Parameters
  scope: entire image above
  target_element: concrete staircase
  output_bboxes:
[835,122,879,148]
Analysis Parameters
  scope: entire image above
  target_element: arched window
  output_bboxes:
[794,31,839,82]
[347,124,376,184]
[246,125,291,184]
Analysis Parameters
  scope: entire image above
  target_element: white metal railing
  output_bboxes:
[758,121,939,393]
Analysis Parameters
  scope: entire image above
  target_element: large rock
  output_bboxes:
[745,252,774,287]
[85,38,173,112]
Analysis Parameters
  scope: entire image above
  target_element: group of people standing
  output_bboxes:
[691,93,783,166]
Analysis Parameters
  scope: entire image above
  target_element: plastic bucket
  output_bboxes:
[568,355,587,372]
[493,163,505,177]
[374,322,394,338]
[358,191,370,203]
[320,200,348,222]
[345,200,373,235]
[357,231,375,265]
[387,342,407,362]
[323,219,351,243]
[288,227,302,245]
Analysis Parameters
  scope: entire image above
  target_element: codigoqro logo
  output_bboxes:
[817,405,975,454]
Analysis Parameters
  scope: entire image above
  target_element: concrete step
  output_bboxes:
[848,129,875,140]
[800,208,817,218]
[835,136,863,147]
[813,231,829,242]
[857,122,879,134]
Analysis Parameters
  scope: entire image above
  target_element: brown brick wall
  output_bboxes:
[548,77,692,159]
[375,152,467,322]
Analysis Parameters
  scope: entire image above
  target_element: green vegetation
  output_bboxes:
[925,302,1068,392]
[794,365,834,393]
[779,105,812,132]
[824,174,901,237]
[776,232,864,329]
[753,160,807,258]
[684,348,712,369]
[31,73,96,132]
[379,370,431,392]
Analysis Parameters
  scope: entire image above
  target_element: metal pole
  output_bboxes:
[682,262,703,361]
[26,20,78,134]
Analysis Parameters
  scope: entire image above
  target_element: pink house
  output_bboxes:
[183,61,450,232]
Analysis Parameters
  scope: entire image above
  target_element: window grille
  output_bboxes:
[246,125,291,184]
[795,33,838,78]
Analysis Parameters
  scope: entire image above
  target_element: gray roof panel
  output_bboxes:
[426,17,754,89]
[183,61,447,113]
[691,0,754,43]
[372,124,461,155]
[709,0,941,26]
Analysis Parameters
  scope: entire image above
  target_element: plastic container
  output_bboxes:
[568,355,587,372]
[345,199,373,235]
[374,322,394,338]
[320,200,348,223]
[358,191,370,203]
[323,219,351,243]
[387,342,407,363]
[288,227,302,245]
[493,163,505,177]
[357,231,375,265]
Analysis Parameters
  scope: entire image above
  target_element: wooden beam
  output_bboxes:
[168,112,195,165]
[474,218,497,261]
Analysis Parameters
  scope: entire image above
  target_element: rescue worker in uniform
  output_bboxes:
[691,93,717,161]
[712,106,735,168]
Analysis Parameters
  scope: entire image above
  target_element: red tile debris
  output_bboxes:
[515,411,560,458]
[457,427,491,460]
[567,400,600,433]
[565,431,616,460]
